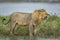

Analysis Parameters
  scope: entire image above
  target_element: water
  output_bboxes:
[0,36,60,40]
[0,3,60,16]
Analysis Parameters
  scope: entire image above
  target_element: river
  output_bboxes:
[0,36,60,40]
[0,2,60,16]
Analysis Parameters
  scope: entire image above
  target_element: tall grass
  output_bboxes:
[37,15,60,37]
[0,15,60,37]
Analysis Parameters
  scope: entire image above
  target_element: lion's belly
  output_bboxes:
[15,18,29,25]
[16,17,30,25]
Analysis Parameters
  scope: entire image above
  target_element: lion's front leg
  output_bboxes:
[29,23,34,40]
[33,26,37,36]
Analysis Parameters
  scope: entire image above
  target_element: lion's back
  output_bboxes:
[10,12,32,25]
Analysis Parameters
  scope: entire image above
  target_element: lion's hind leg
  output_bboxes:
[10,22,16,35]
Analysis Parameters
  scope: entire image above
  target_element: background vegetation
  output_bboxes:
[0,14,60,38]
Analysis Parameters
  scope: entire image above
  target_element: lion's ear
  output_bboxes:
[40,9,46,12]
[32,10,39,20]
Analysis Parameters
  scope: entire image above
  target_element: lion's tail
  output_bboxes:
[2,17,10,25]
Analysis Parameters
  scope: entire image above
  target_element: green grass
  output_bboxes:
[37,15,60,38]
[0,15,60,37]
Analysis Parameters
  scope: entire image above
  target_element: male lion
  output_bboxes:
[3,9,48,40]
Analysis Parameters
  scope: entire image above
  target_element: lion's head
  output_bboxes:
[32,9,48,25]
[38,9,48,20]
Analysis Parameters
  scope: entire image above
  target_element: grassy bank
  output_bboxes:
[0,15,60,37]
